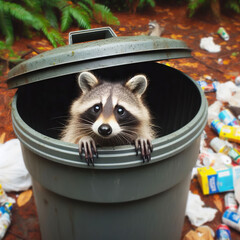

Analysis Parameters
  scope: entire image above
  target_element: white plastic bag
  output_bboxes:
[200,37,221,53]
[216,81,240,106]
[0,139,32,192]
[186,191,218,227]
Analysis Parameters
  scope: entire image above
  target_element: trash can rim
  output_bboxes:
[12,80,207,169]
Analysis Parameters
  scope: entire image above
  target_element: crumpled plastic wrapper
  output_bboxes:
[185,191,218,227]
[0,139,32,192]
[200,37,221,53]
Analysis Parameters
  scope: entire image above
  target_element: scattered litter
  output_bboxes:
[235,76,240,86]
[222,209,240,232]
[0,202,13,239]
[183,226,214,240]
[216,224,231,239]
[0,139,32,192]
[197,80,218,93]
[208,101,223,125]
[197,166,240,195]
[219,109,239,126]
[0,185,15,205]
[186,191,218,226]
[216,81,240,107]
[224,192,238,211]
[200,37,221,53]
[218,58,223,64]
[217,27,230,41]
[210,137,240,164]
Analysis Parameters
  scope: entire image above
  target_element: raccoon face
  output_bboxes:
[74,72,149,144]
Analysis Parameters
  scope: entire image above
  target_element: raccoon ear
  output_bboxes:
[125,75,148,96]
[78,72,99,93]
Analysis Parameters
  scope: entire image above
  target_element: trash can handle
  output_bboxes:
[68,27,117,45]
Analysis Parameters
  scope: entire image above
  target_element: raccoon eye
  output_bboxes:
[117,106,125,115]
[93,104,101,113]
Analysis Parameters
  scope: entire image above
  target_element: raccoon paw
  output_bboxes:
[134,138,153,163]
[78,136,98,166]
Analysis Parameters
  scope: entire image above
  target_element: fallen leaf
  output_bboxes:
[193,52,204,57]
[180,62,199,68]
[177,24,190,30]
[17,189,33,207]
[170,34,183,39]
[212,194,223,212]
[0,132,6,144]
[119,27,126,31]
[223,59,230,65]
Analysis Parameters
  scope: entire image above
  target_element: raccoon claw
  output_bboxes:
[134,138,153,163]
[78,136,97,166]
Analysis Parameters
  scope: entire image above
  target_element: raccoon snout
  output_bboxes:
[98,124,112,137]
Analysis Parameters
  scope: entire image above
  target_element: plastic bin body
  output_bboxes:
[11,62,207,240]
[9,30,207,240]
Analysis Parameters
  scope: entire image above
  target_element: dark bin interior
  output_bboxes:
[16,62,201,141]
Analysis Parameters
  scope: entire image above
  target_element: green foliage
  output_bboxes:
[139,0,156,8]
[226,0,240,13]
[187,0,240,17]
[187,0,206,17]
[0,0,119,47]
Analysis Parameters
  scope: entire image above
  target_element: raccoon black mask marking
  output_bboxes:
[61,72,155,165]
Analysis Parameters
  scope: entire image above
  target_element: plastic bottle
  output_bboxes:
[0,203,12,239]
[224,192,238,211]
[219,109,239,126]
[210,137,240,164]
[222,210,240,232]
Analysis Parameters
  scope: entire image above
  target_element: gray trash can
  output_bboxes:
[8,27,207,240]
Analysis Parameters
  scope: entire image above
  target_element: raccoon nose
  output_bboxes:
[98,124,112,136]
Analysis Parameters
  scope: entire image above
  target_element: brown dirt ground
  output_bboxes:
[1,3,240,239]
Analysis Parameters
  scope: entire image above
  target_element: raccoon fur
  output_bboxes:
[61,71,155,165]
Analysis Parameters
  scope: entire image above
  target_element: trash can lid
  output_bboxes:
[7,27,191,89]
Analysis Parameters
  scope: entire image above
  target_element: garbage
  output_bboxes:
[211,120,240,144]
[200,37,221,53]
[198,150,232,169]
[219,125,240,144]
[0,202,13,239]
[224,192,238,211]
[0,139,32,192]
[0,185,15,205]
[197,166,240,195]
[234,175,240,205]
[210,137,240,164]
[219,109,239,126]
[197,80,218,93]
[217,27,230,41]
[216,81,240,107]
[185,191,218,226]
[222,209,240,232]
[183,226,214,240]
[216,224,231,240]
[208,101,223,125]
[235,76,240,86]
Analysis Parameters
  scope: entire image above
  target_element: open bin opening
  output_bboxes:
[16,62,201,142]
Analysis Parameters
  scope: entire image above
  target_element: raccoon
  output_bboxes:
[61,71,156,165]
[148,20,164,37]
